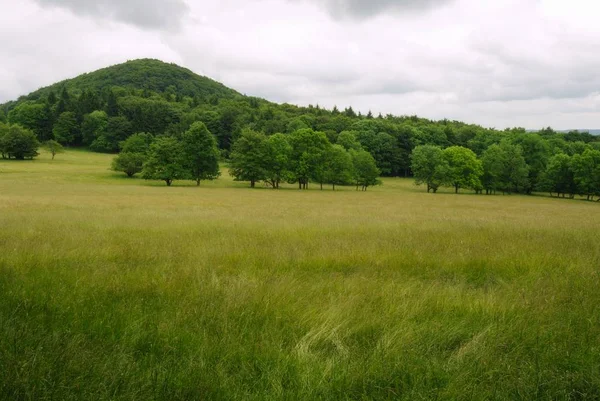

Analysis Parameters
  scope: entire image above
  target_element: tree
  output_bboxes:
[112,152,146,177]
[0,125,40,160]
[511,133,550,194]
[539,154,576,198]
[326,144,353,190]
[411,145,447,193]
[351,149,381,191]
[119,133,153,154]
[8,101,53,141]
[288,128,330,189]
[53,112,79,145]
[481,142,529,194]
[81,110,108,146]
[181,122,220,185]
[570,149,600,200]
[111,133,153,177]
[44,140,64,160]
[336,130,362,151]
[142,136,187,186]
[229,129,267,188]
[263,133,292,189]
[442,146,483,193]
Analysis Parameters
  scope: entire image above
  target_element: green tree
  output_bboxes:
[44,140,64,160]
[182,122,220,185]
[53,112,79,145]
[111,133,153,177]
[511,133,550,193]
[142,136,187,186]
[570,149,600,200]
[8,101,53,141]
[119,133,153,154]
[540,154,576,198]
[442,146,483,193]
[336,130,362,151]
[81,110,109,146]
[230,129,267,188]
[351,149,381,191]
[0,125,40,160]
[326,144,353,190]
[288,128,330,189]
[481,142,529,194]
[263,133,292,189]
[411,145,447,193]
[112,152,146,177]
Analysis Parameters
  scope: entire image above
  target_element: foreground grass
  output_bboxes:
[1,151,599,400]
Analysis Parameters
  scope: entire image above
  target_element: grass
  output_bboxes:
[1,150,599,400]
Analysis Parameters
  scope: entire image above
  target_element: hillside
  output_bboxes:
[1,59,599,179]
[6,59,240,105]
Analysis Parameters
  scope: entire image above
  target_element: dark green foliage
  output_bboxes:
[336,130,362,151]
[262,133,292,189]
[571,149,600,200]
[43,140,64,160]
[111,133,153,177]
[7,101,53,141]
[142,137,187,186]
[443,146,483,193]
[18,59,238,102]
[118,96,184,135]
[53,112,79,145]
[288,129,330,189]
[481,142,529,194]
[119,133,153,154]
[0,124,40,159]
[540,154,577,198]
[351,149,381,191]
[411,145,448,193]
[326,144,353,190]
[82,110,109,146]
[112,152,146,177]
[90,117,133,153]
[181,122,220,185]
[230,129,267,188]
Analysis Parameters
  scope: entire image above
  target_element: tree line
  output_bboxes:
[1,59,600,198]
[112,123,380,190]
[411,142,600,201]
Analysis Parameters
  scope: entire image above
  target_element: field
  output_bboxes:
[1,150,599,400]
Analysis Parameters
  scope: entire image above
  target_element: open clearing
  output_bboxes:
[1,150,599,400]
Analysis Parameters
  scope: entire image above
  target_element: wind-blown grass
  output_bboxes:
[1,150,599,400]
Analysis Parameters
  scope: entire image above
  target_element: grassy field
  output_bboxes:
[1,150,599,400]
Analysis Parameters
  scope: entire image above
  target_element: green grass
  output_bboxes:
[1,150,599,400]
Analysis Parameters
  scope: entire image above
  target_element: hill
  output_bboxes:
[1,59,599,178]
[5,59,240,105]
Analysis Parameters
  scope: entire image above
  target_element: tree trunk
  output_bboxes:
[299,182,302,190]
[166,179,172,186]
[320,182,323,190]
[196,179,201,186]
[455,185,459,194]
[52,153,55,160]
[251,180,255,188]
[333,183,335,191]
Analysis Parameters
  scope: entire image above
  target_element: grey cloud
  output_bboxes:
[32,0,189,30]
[294,0,454,19]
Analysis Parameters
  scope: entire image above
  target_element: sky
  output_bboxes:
[1,0,599,130]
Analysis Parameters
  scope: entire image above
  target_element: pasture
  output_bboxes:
[1,150,599,400]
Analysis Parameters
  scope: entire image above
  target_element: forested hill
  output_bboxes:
[1,58,599,180]
[5,59,239,106]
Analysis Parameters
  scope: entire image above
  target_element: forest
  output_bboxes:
[1,59,599,198]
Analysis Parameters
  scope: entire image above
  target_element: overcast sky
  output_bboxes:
[1,0,599,129]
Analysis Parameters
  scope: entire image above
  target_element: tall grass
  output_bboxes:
[1,150,599,400]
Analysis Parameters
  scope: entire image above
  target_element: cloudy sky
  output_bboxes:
[1,0,599,129]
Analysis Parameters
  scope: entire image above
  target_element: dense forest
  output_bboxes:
[1,59,599,198]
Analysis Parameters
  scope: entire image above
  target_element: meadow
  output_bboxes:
[1,150,599,400]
